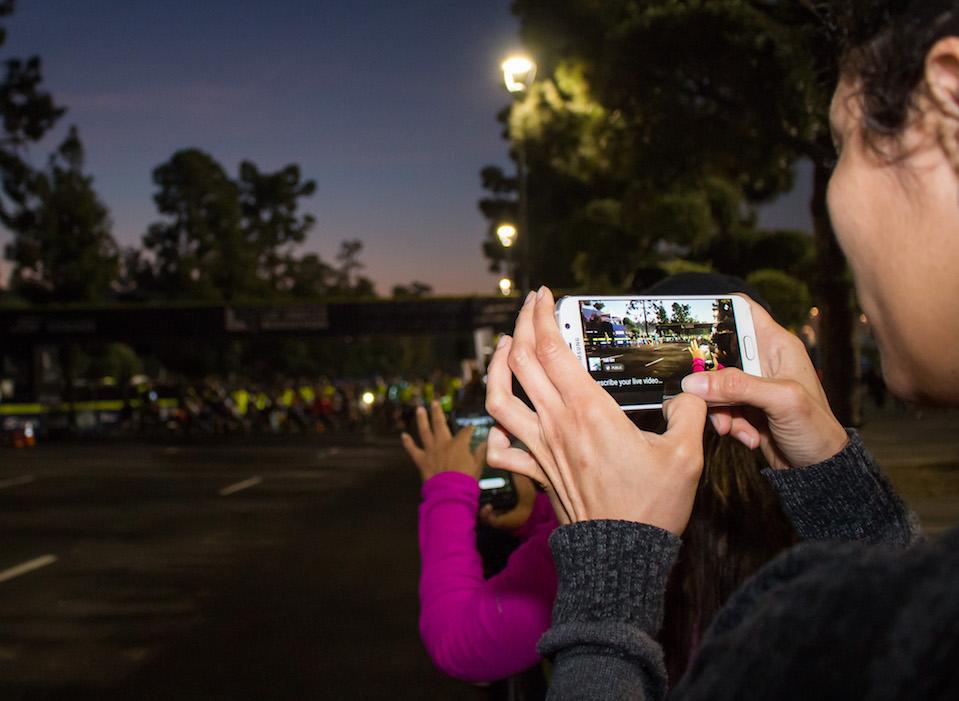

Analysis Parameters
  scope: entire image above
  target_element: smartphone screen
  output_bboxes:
[452,414,494,452]
[451,414,518,511]
[575,297,745,407]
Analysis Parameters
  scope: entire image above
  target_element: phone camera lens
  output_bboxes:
[564,323,571,329]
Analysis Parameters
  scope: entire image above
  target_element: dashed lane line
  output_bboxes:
[0,475,35,491]
[0,555,58,584]
[218,476,263,496]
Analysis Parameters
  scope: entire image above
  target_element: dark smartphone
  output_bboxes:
[450,412,518,512]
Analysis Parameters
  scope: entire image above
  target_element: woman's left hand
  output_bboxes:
[485,287,708,535]
[401,401,486,483]
[688,339,708,361]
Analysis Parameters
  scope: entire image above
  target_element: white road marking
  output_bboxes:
[645,357,666,367]
[0,555,57,584]
[218,476,263,496]
[0,475,35,491]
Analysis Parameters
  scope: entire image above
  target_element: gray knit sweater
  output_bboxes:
[538,431,957,700]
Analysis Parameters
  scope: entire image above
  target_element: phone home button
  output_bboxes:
[743,336,756,361]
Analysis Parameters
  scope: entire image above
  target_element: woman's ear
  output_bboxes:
[926,37,959,171]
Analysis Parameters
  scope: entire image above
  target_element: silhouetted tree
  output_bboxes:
[277,253,336,299]
[4,127,119,302]
[141,150,321,301]
[392,281,433,299]
[237,161,316,290]
[0,0,68,294]
[331,239,375,297]
[142,149,248,300]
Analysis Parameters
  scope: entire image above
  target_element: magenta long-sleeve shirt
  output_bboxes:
[418,471,558,683]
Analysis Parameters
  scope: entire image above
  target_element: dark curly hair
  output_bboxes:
[829,0,959,137]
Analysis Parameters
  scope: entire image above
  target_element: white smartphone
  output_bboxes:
[555,294,762,411]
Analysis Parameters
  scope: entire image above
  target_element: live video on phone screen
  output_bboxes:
[579,298,743,406]
[453,415,493,452]
[452,415,512,490]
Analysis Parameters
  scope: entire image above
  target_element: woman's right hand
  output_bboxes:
[680,296,848,470]
[479,474,537,531]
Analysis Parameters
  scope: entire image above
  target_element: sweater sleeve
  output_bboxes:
[762,429,919,545]
[538,520,681,701]
[418,471,557,683]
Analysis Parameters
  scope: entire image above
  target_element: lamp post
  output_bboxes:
[501,54,536,292]
[501,56,536,95]
[496,222,517,249]
[496,221,517,295]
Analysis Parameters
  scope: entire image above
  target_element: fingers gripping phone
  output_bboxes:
[450,413,518,512]
[555,295,762,410]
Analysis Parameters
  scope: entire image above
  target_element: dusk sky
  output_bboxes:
[1,0,810,297]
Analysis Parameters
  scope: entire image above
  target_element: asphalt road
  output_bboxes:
[0,407,955,700]
[592,342,692,382]
[0,437,491,700]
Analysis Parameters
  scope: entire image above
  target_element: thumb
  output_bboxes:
[473,441,488,473]
[681,368,796,417]
[662,392,708,446]
[478,503,495,525]
[456,424,476,447]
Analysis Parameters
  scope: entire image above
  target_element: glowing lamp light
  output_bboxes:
[361,391,376,406]
[496,223,518,248]
[810,307,820,318]
[498,277,514,296]
[502,55,536,93]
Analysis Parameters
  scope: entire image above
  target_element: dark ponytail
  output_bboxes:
[660,427,797,686]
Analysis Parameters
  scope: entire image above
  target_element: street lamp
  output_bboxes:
[501,55,536,94]
[498,277,514,296]
[501,53,536,291]
[496,222,517,248]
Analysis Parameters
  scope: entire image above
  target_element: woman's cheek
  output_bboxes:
[826,167,857,257]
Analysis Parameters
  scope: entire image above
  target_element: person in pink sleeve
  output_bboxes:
[687,339,725,374]
[401,401,558,683]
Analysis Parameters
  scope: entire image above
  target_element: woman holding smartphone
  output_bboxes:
[485,1,959,698]
[402,402,557,683]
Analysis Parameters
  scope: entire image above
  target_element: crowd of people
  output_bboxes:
[404,2,959,699]
[5,372,473,440]
[122,372,473,437]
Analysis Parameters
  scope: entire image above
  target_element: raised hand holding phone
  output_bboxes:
[401,401,486,482]
[680,297,848,470]
[485,286,708,534]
